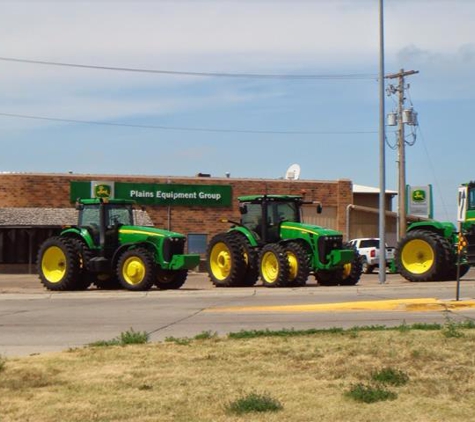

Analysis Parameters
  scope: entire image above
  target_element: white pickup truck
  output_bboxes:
[349,238,395,274]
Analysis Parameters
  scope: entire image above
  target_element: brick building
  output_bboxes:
[0,172,401,273]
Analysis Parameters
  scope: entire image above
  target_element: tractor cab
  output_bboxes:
[238,195,319,243]
[76,198,134,252]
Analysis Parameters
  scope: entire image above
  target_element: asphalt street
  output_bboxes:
[1,270,475,357]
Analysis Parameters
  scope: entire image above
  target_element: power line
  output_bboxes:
[0,56,377,80]
[0,112,380,135]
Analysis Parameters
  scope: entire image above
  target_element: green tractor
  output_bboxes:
[37,198,200,291]
[206,194,362,287]
[395,182,475,281]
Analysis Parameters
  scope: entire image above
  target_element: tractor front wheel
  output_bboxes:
[284,242,310,287]
[37,237,81,291]
[339,243,363,286]
[206,233,246,287]
[259,243,290,287]
[117,248,156,291]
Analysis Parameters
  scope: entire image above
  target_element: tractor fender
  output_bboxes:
[111,241,159,270]
[61,228,96,249]
[407,221,457,240]
[228,226,259,247]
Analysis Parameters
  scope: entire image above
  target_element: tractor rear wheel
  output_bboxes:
[206,233,246,287]
[284,242,310,287]
[155,269,188,289]
[395,230,447,282]
[68,238,93,290]
[117,248,156,291]
[227,232,259,287]
[259,243,290,287]
[37,237,81,291]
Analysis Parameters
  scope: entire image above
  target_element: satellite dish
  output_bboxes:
[284,163,301,180]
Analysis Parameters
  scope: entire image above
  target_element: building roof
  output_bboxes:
[353,184,398,195]
[0,208,153,227]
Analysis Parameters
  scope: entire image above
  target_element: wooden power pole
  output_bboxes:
[386,68,419,240]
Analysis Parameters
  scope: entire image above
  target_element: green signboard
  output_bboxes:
[70,181,232,207]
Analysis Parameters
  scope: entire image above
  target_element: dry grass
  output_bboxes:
[1,327,475,422]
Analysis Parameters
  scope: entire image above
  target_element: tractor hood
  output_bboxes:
[280,222,342,238]
[118,225,186,242]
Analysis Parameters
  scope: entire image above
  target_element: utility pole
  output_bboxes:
[378,0,386,284]
[386,69,419,240]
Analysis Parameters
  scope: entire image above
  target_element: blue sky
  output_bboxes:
[1,0,474,222]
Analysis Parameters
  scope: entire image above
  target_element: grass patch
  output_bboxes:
[227,321,473,340]
[371,367,409,386]
[164,336,192,346]
[226,391,283,415]
[2,324,475,421]
[0,355,6,373]
[345,383,398,403]
[88,328,149,347]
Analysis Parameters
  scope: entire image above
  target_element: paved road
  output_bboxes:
[1,270,475,357]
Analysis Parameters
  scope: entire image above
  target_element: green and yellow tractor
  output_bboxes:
[206,194,362,287]
[37,198,200,291]
[395,182,475,281]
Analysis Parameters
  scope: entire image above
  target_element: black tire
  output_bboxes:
[206,233,246,287]
[155,269,188,290]
[117,248,156,291]
[315,269,340,286]
[284,242,310,287]
[395,230,447,282]
[339,243,363,286]
[259,243,290,287]
[226,232,259,287]
[436,235,458,280]
[361,257,374,274]
[68,238,93,290]
[37,237,81,291]
[458,264,471,279]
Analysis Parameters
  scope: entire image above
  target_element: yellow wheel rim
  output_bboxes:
[122,256,146,285]
[210,242,232,281]
[287,251,298,281]
[342,263,352,279]
[401,239,434,274]
[41,246,67,283]
[261,251,279,283]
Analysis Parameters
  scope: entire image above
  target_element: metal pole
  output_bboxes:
[378,0,386,284]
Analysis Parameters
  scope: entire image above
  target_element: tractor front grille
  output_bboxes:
[317,235,343,265]
[163,237,186,262]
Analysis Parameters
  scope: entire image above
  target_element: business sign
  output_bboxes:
[70,181,232,207]
[458,186,468,222]
[406,185,433,218]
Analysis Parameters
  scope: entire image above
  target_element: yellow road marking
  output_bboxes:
[205,298,475,313]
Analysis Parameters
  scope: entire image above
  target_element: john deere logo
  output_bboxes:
[412,189,426,203]
[95,184,112,198]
